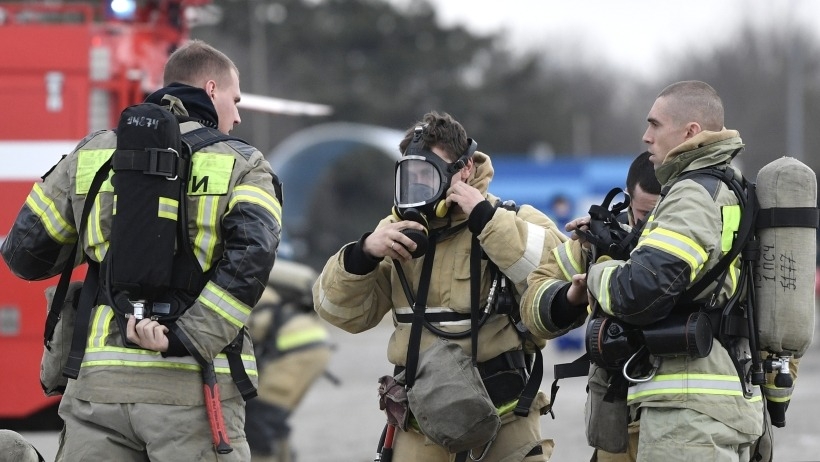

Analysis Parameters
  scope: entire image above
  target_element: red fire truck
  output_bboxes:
[0,0,238,428]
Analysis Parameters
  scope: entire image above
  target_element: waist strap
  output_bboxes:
[394,310,471,324]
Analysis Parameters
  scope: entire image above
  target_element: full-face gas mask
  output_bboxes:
[392,125,477,257]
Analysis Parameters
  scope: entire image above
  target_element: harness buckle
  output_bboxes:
[146,147,179,180]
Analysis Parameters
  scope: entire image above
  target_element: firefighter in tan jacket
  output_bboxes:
[314,112,566,462]
[520,151,660,462]
[246,260,332,462]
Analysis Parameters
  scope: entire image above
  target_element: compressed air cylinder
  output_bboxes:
[754,156,816,356]
[754,156,817,427]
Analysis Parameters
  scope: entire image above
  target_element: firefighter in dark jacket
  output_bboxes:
[583,81,762,461]
[1,40,281,460]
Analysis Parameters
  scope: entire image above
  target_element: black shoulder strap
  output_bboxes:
[44,158,111,346]
[164,126,246,294]
[180,125,259,400]
[403,235,438,389]
[182,126,246,154]
[661,168,723,199]
[62,160,112,379]
[676,168,754,306]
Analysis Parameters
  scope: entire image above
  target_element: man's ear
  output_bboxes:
[684,121,702,139]
[205,79,217,99]
[460,158,474,180]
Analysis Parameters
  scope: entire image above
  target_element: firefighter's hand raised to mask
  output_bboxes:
[445,182,484,216]
[126,315,169,352]
[364,220,426,262]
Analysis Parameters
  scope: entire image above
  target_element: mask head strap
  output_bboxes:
[447,138,477,175]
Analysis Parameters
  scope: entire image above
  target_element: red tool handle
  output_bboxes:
[202,363,233,454]
[384,424,396,449]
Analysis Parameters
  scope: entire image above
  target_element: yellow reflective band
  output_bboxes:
[193,195,220,271]
[727,256,740,297]
[88,192,109,262]
[188,153,234,196]
[530,279,563,334]
[26,184,77,244]
[597,266,615,316]
[637,228,707,281]
[199,281,252,328]
[639,215,656,239]
[627,373,763,401]
[76,149,115,194]
[555,241,583,280]
[276,326,329,351]
[229,184,282,225]
[88,305,115,349]
[81,347,256,376]
[721,205,741,252]
[497,399,519,416]
[158,197,179,221]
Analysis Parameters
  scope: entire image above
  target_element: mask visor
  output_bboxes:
[395,156,446,208]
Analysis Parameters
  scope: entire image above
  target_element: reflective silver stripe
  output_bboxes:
[82,348,256,376]
[193,195,219,271]
[89,305,115,348]
[26,184,76,244]
[628,373,762,400]
[87,192,109,262]
[505,223,546,285]
[157,197,178,221]
[314,278,375,320]
[393,306,476,326]
[394,306,463,315]
[597,266,616,316]
[554,241,582,280]
[199,281,252,328]
[635,228,707,282]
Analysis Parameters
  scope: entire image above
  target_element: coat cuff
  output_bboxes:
[549,284,589,329]
[468,200,495,234]
[162,329,190,357]
[343,232,381,275]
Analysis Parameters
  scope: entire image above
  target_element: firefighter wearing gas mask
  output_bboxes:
[314,112,567,462]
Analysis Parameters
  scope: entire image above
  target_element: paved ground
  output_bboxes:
[21,314,820,462]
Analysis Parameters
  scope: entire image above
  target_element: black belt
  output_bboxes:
[477,349,527,378]
[394,311,471,324]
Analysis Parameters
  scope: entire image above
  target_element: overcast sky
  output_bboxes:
[420,0,820,79]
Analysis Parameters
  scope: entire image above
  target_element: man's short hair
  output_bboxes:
[657,80,724,132]
[626,151,661,196]
[398,111,469,161]
[163,39,238,88]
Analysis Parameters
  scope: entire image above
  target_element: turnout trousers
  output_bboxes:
[55,395,250,462]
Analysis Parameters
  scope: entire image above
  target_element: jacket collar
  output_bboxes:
[656,129,744,186]
[145,83,219,129]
